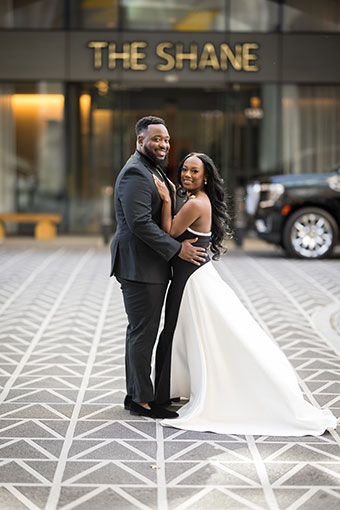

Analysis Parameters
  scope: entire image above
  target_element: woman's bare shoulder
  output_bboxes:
[194,193,211,209]
[183,195,208,212]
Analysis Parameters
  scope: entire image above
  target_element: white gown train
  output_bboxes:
[161,257,337,436]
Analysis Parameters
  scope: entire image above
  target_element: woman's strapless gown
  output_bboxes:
[159,228,337,436]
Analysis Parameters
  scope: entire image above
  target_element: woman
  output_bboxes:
[153,152,337,436]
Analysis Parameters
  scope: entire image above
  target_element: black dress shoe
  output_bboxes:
[124,395,132,410]
[149,403,178,419]
[129,400,157,418]
[129,400,178,419]
[152,397,181,407]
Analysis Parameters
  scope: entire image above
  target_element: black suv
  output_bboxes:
[245,167,340,259]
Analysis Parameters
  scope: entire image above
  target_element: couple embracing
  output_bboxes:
[110,116,336,436]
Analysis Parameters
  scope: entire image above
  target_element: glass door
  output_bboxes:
[71,85,227,233]
[70,82,281,233]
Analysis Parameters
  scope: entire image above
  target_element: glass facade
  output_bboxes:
[70,86,227,232]
[283,0,340,32]
[70,0,226,31]
[1,80,340,233]
[282,85,340,173]
[0,82,65,231]
[0,2,339,233]
[73,83,279,229]
[121,0,226,31]
[69,1,340,32]
[2,1,340,32]
[69,0,119,30]
[0,0,63,29]
[226,84,280,184]
[63,82,340,232]
[228,0,280,32]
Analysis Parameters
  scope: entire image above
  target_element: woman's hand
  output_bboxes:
[153,175,171,201]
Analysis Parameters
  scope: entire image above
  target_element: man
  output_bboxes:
[110,116,206,419]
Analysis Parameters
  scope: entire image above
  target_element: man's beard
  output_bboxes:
[144,145,169,169]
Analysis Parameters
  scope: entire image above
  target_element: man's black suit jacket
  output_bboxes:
[110,151,181,283]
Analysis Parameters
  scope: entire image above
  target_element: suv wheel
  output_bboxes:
[282,207,338,259]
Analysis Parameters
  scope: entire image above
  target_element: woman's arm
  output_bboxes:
[168,199,201,237]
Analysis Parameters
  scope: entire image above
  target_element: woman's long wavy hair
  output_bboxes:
[177,152,231,260]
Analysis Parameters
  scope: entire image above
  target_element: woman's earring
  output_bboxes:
[204,178,208,185]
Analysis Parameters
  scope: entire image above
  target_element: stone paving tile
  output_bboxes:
[167,487,269,510]
[0,244,339,509]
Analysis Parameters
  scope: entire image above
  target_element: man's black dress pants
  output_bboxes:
[118,278,168,403]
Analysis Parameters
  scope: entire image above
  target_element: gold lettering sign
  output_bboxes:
[88,41,108,69]
[87,41,260,72]
[220,43,242,71]
[242,43,260,72]
[108,42,131,69]
[156,42,175,71]
[175,43,198,70]
[131,42,148,70]
[198,43,219,70]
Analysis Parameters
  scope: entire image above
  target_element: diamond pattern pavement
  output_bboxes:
[0,240,339,510]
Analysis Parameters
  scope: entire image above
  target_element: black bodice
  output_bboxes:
[173,229,211,276]
[176,228,211,248]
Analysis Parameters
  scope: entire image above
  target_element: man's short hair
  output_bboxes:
[135,116,166,136]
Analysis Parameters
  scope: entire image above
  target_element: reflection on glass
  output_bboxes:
[283,0,340,32]
[0,83,65,221]
[0,85,16,214]
[223,83,284,186]
[258,85,279,174]
[70,0,119,29]
[0,0,63,29]
[229,0,279,32]
[282,85,340,173]
[121,0,226,31]
[72,89,117,232]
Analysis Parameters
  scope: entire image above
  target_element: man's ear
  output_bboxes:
[137,134,144,146]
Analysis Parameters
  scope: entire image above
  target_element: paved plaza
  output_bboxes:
[0,238,339,510]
